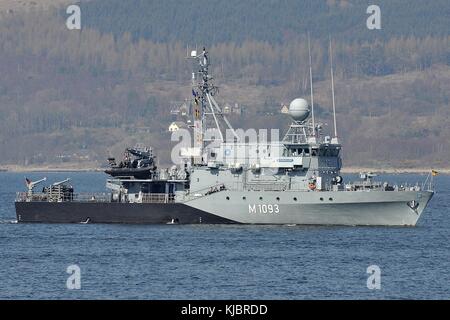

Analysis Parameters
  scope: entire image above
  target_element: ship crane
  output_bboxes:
[25,177,47,197]
[52,178,71,187]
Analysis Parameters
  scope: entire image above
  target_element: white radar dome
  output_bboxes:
[289,98,310,122]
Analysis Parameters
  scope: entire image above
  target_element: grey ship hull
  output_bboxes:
[184,190,434,226]
[15,190,433,226]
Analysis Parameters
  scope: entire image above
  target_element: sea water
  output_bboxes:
[0,172,448,299]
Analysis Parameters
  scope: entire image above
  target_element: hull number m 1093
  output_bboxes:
[249,204,280,214]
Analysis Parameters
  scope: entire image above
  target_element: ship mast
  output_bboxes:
[282,35,324,145]
[329,37,339,144]
[308,33,317,143]
[189,48,239,159]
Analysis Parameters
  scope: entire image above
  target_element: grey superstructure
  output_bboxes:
[15,47,434,226]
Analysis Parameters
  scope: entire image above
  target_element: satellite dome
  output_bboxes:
[289,98,310,122]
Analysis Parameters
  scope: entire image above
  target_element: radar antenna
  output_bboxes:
[188,47,239,160]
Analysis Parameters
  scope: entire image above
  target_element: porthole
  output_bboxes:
[320,197,324,201]
[276,197,280,201]
[242,196,246,200]
[259,196,263,201]
[293,197,298,201]
[329,198,333,201]
[226,196,230,200]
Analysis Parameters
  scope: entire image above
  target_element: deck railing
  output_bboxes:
[16,192,111,203]
[16,192,176,204]
[141,193,175,204]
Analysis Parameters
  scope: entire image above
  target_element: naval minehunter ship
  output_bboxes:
[15,47,434,226]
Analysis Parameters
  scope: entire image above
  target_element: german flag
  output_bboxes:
[432,170,439,176]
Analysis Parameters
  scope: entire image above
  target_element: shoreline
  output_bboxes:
[0,165,447,175]
[340,168,446,174]
[0,165,104,173]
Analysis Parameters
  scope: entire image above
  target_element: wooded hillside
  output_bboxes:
[0,1,449,169]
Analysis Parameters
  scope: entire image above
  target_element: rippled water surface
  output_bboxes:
[0,172,448,299]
